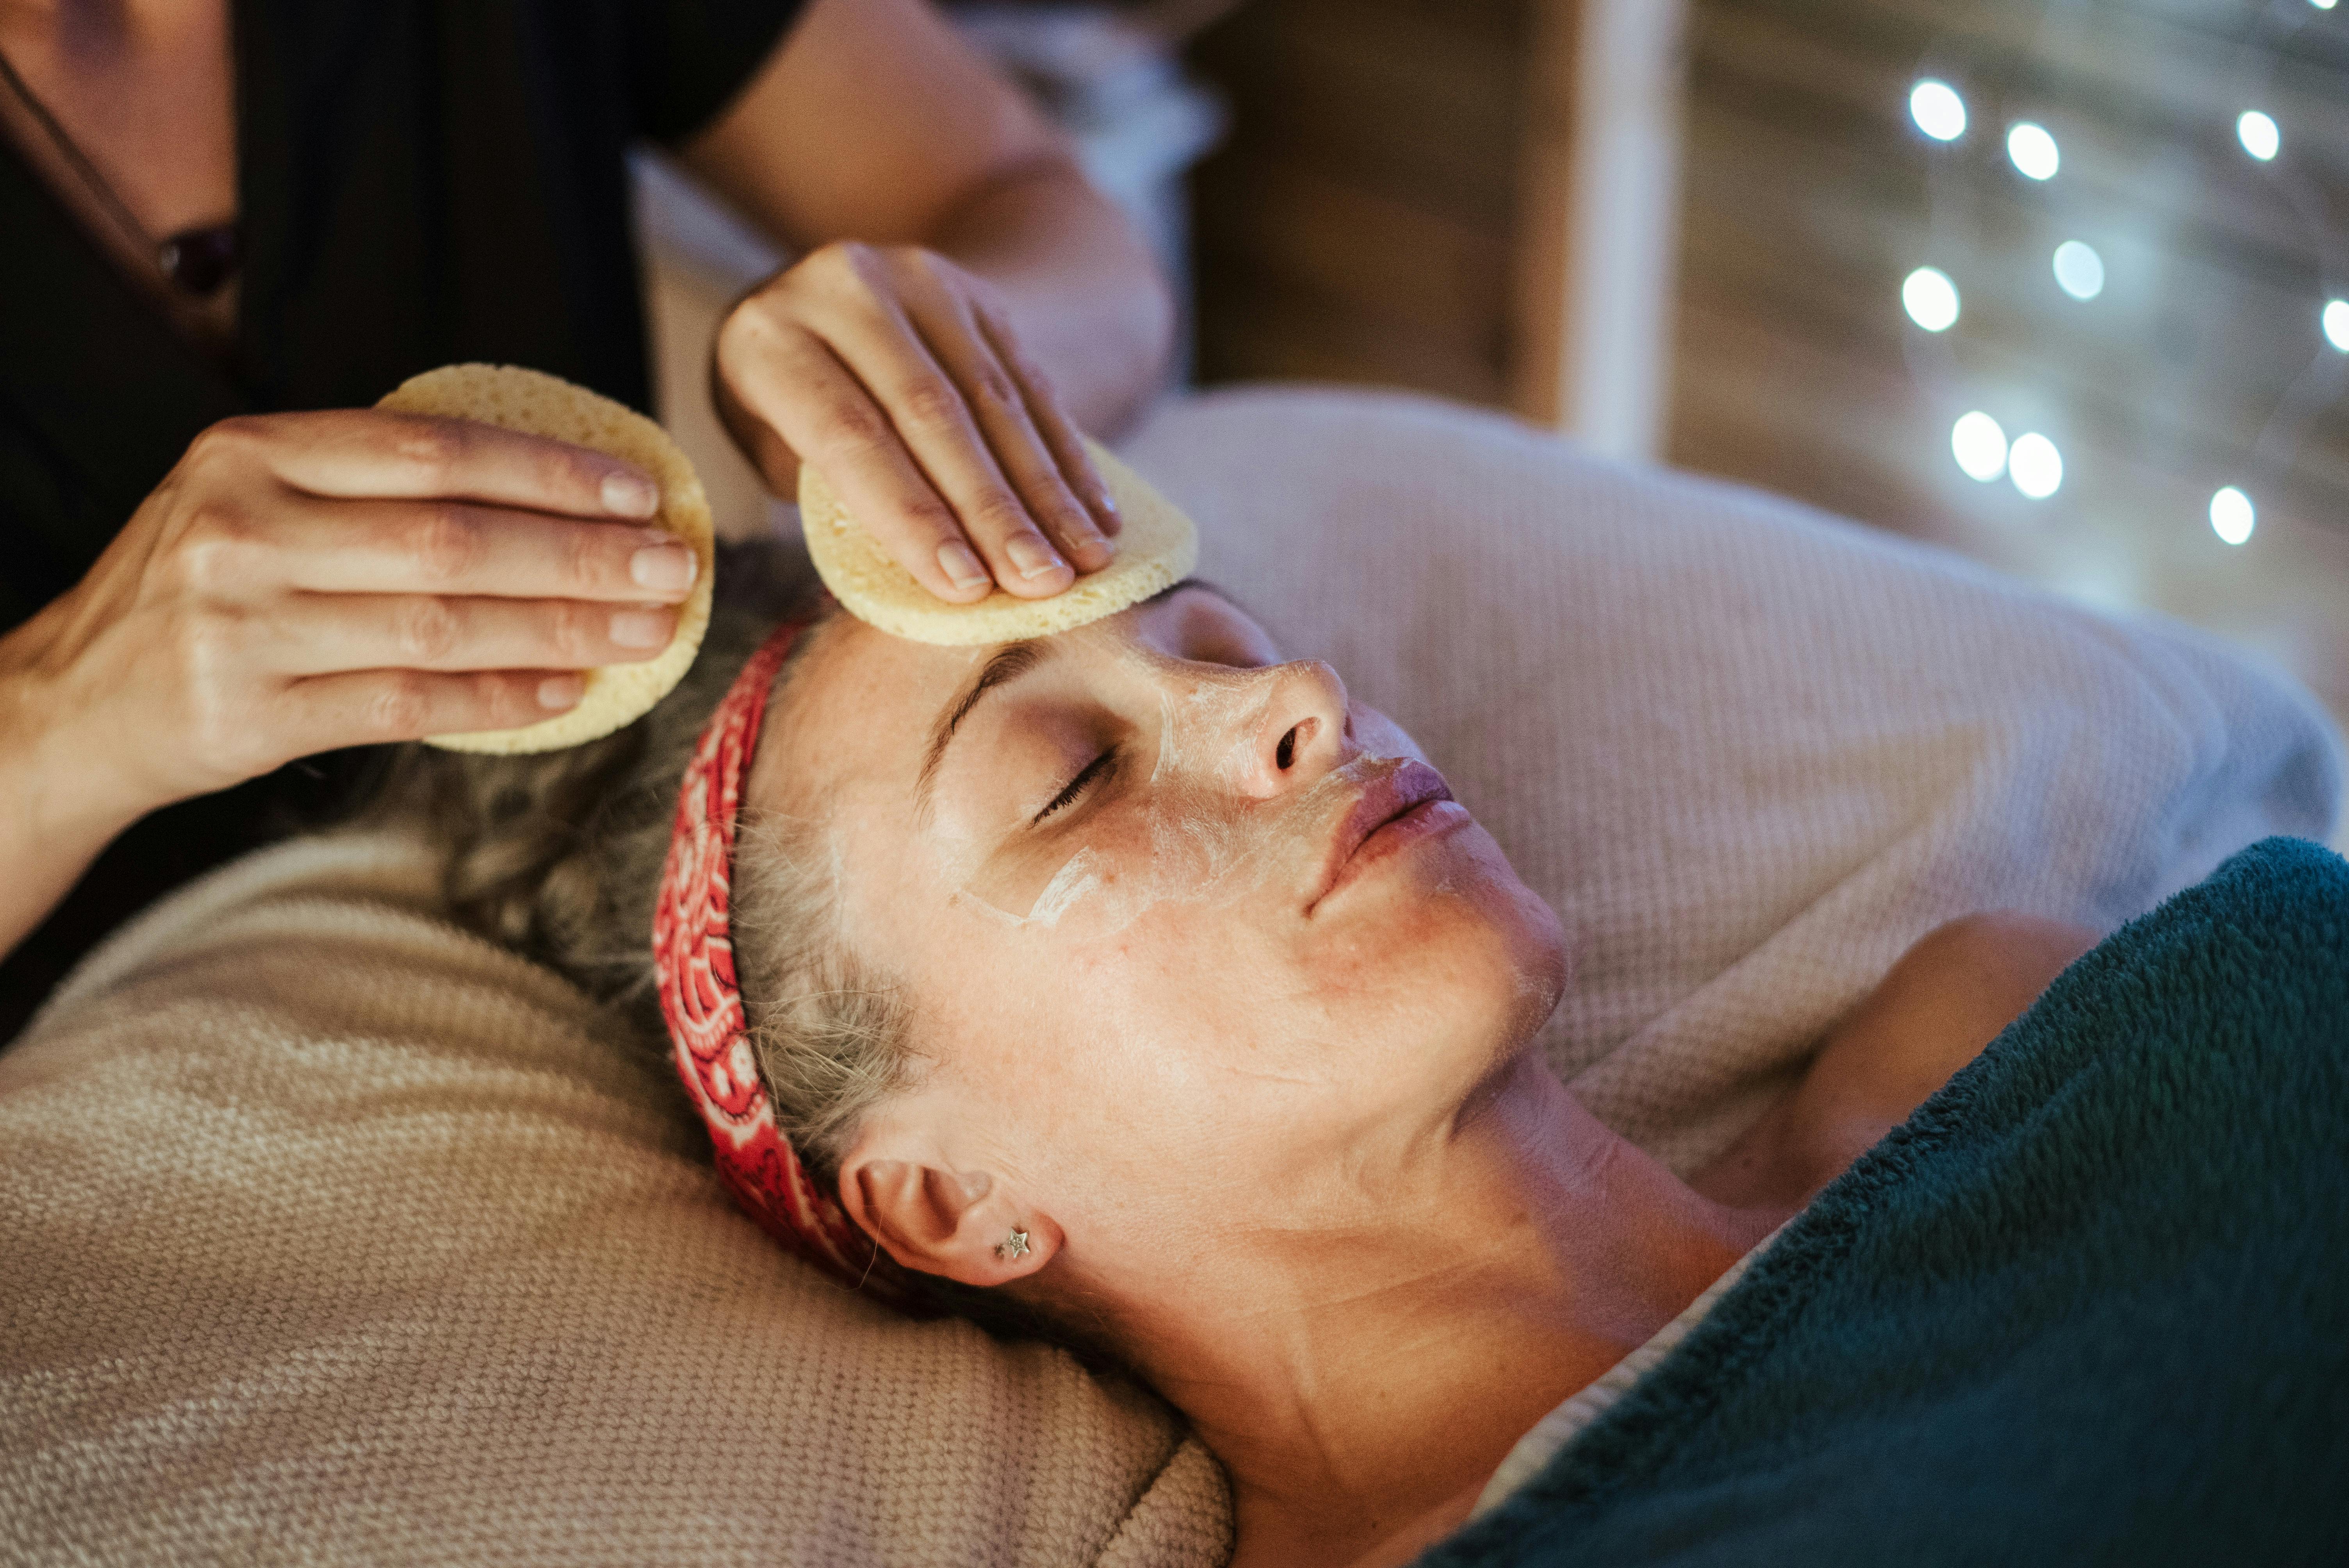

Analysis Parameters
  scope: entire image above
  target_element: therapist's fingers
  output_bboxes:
[971,300,1120,542]
[193,409,662,521]
[281,667,585,750]
[722,313,996,603]
[260,592,678,676]
[257,496,699,603]
[898,277,1114,575]
[806,277,1076,599]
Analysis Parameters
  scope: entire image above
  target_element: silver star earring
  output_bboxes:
[996,1228,1030,1262]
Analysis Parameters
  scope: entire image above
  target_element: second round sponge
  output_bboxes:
[799,440,1199,646]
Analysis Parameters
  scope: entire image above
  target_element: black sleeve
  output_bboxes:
[627,0,808,143]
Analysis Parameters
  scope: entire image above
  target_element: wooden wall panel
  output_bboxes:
[1668,0,2349,727]
[1185,0,1530,404]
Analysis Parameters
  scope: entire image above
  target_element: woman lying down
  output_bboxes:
[382,575,2349,1568]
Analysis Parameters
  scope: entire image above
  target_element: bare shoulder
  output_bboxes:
[1694,912,2102,1212]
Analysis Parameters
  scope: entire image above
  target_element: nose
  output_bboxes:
[1231,660,1352,799]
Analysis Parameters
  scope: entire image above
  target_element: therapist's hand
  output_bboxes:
[0,408,700,826]
[712,241,1122,603]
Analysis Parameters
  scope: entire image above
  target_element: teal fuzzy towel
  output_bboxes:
[1426,836,2349,1567]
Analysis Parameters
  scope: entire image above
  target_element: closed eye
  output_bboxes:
[1033,747,1117,824]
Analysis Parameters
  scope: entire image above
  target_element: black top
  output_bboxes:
[0,0,802,1038]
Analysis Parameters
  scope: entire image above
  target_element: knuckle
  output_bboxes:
[403,504,485,585]
[185,415,266,470]
[724,290,793,346]
[787,243,857,298]
[1041,493,1094,536]
[553,444,609,503]
[391,418,472,482]
[1009,349,1058,402]
[478,674,536,728]
[964,361,1017,411]
[811,397,887,456]
[363,673,435,738]
[893,492,960,541]
[969,490,1032,538]
[896,374,965,433]
[174,504,265,593]
[391,596,463,663]
[810,239,870,276]
[545,600,602,663]
[558,522,604,594]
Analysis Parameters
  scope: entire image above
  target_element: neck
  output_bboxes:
[1114,1056,1768,1568]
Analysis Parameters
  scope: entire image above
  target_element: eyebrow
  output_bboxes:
[907,578,1236,812]
[917,640,1052,809]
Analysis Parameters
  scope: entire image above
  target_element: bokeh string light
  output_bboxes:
[1951,411,2009,481]
[2210,486,2256,546]
[2005,121,2059,180]
[1909,79,1967,141]
[1902,266,1960,331]
[1900,7,2345,552]
[2051,240,2103,301]
[2237,110,2281,162]
[2008,432,2063,499]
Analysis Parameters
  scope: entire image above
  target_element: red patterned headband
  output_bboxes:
[652,617,923,1310]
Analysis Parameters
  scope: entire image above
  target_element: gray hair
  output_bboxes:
[364,596,911,1188]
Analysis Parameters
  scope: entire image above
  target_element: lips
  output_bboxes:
[1306,759,1458,913]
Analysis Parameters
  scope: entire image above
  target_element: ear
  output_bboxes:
[836,1152,1060,1288]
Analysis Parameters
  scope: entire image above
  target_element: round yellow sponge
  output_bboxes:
[377,364,716,754]
[799,439,1199,646]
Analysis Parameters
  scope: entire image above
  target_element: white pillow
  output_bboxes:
[3,386,2337,1564]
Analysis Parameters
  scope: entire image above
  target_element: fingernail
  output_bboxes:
[1005,533,1068,582]
[1065,521,1114,569]
[630,538,696,593]
[602,470,659,518]
[937,540,991,591]
[538,674,585,710]
[610,607,674,650]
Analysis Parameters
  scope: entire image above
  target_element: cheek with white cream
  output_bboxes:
[946,647,1339,934]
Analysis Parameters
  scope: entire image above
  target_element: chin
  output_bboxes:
[1314,825,1570,1087]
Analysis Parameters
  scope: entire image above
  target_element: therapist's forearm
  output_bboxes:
[0,777,122,970]
[0,624,140,968]
[926,158,1174,438]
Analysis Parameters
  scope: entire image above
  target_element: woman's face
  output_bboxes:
[751,585,1567,1270]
